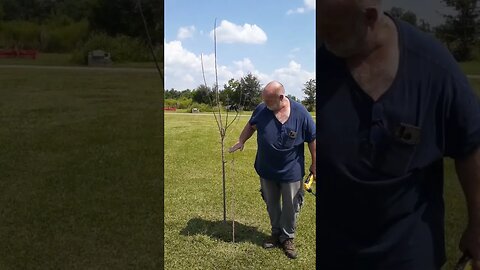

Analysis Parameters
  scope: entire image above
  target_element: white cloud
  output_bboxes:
[272,61,315,99]
[177,25,196,39]
[287,0,315,15]
[305,0,315,10]
[164,41,313,99]
[165,40,233,90]
[287,7,305,15]
[210,20,267,44]
[234,58,255,72]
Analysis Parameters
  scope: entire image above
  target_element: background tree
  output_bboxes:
[302,79,316,112]
[436,0,479,61]
[89,0,161,44]
[220,78,240,105]
[418,19,432,33]
[388,7,418,26]
[287,94,299,102]
[192,85,213,105]
[238,73,262,111]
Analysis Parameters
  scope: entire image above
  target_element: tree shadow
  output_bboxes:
[180,217,268,246]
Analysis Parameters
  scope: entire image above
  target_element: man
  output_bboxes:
[229,81,316,259]
[317,0,480,269]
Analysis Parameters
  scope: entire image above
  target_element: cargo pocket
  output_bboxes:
[294,189,305,213]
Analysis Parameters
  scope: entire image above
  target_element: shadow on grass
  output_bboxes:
[180,218,268,246]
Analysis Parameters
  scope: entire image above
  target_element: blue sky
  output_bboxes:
[165,0,315,99]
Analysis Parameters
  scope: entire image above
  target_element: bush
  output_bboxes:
[165,99,177,108]
[0,18,89,52]
[41,20,89,52]
[177,98,193,109]
[71,32,160,64]
[0,21,41,49]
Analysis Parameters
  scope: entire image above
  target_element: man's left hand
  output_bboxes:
[460,224,480,270]
[309,163,316,179]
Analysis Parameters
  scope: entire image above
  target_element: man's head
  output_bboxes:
[317,0,383,58]
[262,81,287,112]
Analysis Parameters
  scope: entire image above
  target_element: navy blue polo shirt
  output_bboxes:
[249,99,316,182]
[317,16,480,269]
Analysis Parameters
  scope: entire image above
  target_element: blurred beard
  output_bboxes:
[267,104,280,111]
[324,25,368,58]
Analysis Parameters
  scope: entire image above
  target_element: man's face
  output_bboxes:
[262,92,282,111]
[317,1,369,58]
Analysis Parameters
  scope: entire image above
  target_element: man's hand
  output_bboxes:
[309,163,316,179]
[229,142,244,153]
[460,224,480,270]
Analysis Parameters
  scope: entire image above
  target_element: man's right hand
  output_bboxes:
[229,142,244,153]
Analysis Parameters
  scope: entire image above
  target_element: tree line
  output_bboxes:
[0,0,162,63]
[389,0,480,61]
[165,74,316,112]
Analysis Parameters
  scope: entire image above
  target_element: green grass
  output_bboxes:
[0,67,163,269]
[164,114,316,269]
[442,78,480,269]
[443,159,467,270]
[460,61,480,75]
[0,53,74,66]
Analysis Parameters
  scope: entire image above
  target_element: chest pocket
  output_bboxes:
[280,126,297,149]
[371,122,421,177]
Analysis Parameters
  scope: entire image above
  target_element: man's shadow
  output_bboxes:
[180,217,268,246]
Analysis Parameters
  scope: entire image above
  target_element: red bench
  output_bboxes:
[163,107,177,111]
[0,49,38,59]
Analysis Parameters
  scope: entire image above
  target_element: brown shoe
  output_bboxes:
[262,234,280,249]
[282,239,297,259]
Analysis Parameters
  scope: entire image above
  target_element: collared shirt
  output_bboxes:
[317,15,480,269]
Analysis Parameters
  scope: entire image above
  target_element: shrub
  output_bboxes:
[71,32,160,64]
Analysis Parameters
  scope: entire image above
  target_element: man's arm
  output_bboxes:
[308,139,316,178]
[229,123,256,153]
[456,147,480,269]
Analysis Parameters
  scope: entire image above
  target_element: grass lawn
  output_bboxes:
[442,78,480,269]
[164,113,316,269]
[0,67,163,269]
[460,61,480,75]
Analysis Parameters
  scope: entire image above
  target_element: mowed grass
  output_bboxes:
[0,67,163,269]
[164,113,316,269]
[443,78,480,269]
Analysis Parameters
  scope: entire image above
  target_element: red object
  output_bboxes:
[0,49,38,59]
[163,107,177,111]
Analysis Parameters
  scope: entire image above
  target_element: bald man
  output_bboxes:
[317,0,480,269]
[229,81,316,259]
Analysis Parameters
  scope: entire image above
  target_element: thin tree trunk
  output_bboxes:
[221,137,226,223]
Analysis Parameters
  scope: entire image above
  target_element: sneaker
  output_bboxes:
[262,234,280,249]
[282,238,297,259]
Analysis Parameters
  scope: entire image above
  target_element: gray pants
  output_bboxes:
[260,178,304,242]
